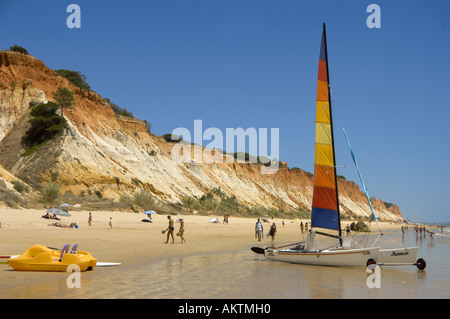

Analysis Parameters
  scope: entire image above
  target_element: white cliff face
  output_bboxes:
[0,85,48,205]
[0,51,403,221]
[0,86,47,141]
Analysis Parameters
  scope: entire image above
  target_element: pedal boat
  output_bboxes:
[7,244,97,272]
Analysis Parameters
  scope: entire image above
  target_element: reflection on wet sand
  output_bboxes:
[1,230,448,299]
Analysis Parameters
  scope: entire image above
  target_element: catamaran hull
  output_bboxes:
[377,247,418,265]
[264,247,379,267]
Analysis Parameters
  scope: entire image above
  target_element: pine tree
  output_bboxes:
[53,87,75,117]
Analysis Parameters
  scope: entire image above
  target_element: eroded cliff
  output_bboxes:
[0,51,402,221]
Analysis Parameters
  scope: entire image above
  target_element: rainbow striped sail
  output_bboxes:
[311,24,341,235]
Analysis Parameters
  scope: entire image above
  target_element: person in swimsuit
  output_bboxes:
[165,215,174,244]
[178,218,185,243]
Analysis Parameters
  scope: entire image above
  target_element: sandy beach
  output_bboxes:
[2,207,448,300]
[0,207,402,280]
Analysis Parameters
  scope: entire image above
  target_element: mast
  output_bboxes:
[322,23,343,246]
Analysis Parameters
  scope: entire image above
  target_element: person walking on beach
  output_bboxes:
[88,212,92,226]
[109,217,112,229]
[300,221,304,235]
[269,222,277,242]
[255,218,264,241]
[165,215,174,244]
[178,218,185,243]
[346,224,350,236]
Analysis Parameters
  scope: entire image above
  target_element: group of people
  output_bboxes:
[164,215,278,244]
[299,221,309,235]
[401,224,436,237]
[164,215,185,244]
[255,218,277,242]
[86,212,111,229]
[255,219,318,243]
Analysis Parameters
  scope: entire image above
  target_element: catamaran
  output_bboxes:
[251,24,426,269]
[252,23,379,267]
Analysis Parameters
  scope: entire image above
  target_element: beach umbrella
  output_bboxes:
[46,208,71,217]
[143,211,156,215]
[59,203,71,213]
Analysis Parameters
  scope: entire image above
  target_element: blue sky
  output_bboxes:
[1,1,449,223]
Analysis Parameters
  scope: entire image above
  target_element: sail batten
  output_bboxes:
[311,24,342,240]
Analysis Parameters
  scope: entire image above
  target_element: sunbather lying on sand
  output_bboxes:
[42,213,60,220]
[48,222,77,228]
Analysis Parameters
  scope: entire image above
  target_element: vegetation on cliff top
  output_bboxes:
[8,45,29,55]
[55,69,91,91]
[54,69,138,120]
[54,69,144,127]
[104,98,134,118]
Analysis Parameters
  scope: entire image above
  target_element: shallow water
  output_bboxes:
[1,229,449,299]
